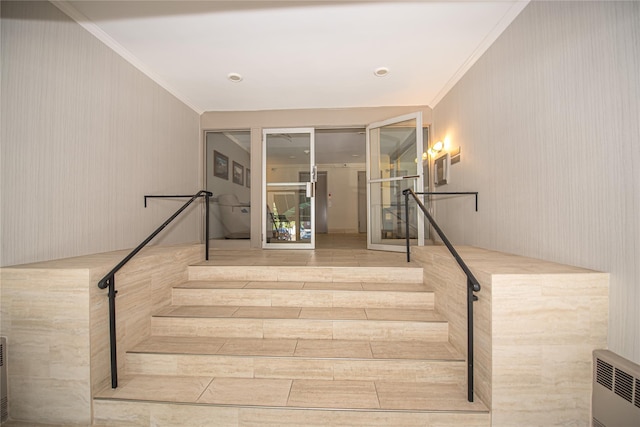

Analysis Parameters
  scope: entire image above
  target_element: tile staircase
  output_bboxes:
[93,263,489,426]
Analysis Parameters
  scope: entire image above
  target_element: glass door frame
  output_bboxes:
[262,127,316,249]
[366,112,425,252]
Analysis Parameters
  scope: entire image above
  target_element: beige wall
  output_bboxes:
[205,132,251,238]
[201,106,432,246]
[321,163,364,233]
[431,1,640,363]
[0,243,202,424]
[413,245,608,426]
[1,1,201,267]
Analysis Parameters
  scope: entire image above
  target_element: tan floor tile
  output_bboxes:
[131,336,228,354]
[198,378,292,406]
[176,354,255,377]
[271,290,333,307]
[278,267,333,282]
[365,308,443,322]
[299,307,367,320]
[332,290,433,309]
[159,306,239,318]
[294,339,373,358]
[375,382,485,411]
[103,375,212,403]
[287,380,379,409]
[333,319,448,341]
[370,341,461,360]
[174,288,272,306]
[244,281,304,289]
[151,317,264,338]
[232,306,301,319]
[174,280,248,289]
[361,282,430,292]
[263,319,333,339]
[238,407,335,427]
[217,338,298,356]
[154,306,177,316]
[303,282,363,290]
[150,404,240,427]
[253,358,334,380]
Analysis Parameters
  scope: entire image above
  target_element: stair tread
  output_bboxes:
[175,280,432,292]
[95,375,488,413]
[188,264,424,284]
[154,305,445,322]
[129,336,463,360]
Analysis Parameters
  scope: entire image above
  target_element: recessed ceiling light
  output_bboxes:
[373,67,390,77]
[227,72,243,83]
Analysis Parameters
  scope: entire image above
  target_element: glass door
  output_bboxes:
[366,113,424,251]
[263,128,315,249]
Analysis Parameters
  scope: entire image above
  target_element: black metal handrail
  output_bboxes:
[97,189,212,388]
[417,191,479,212]
[402,188,480,403]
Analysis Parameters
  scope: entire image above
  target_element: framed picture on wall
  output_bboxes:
[246,169,251,188]
[213,151,228,180]
[233,161,244,186]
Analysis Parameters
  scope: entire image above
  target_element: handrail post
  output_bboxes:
[204,192,210,261]
[402,187,480,403]
[467,277,478,402]
[106,275,118,388]
[98,190,212,389]
[404,191,411,262]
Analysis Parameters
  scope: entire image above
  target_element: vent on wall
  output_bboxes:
[1,337,7,422]
[592,349,640,427]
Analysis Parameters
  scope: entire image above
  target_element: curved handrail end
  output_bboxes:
[98,279,109,289]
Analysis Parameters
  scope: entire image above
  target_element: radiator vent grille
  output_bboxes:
[1,337,6,422]
[0,397,6,422]
[592,350,640,427]
[614,368,633,403]
[597,358,613,390]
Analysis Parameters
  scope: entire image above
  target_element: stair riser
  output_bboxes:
[188,266,423,283]
[125,353,465,384]
[93,399,490,427]
[172,289,434,309]
[151,318,448,341]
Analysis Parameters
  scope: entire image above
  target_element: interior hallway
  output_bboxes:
[207,233,412,268]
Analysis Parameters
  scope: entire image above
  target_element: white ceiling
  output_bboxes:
[57,1,529,114]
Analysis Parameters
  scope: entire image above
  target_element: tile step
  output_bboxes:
[94,376,489,426]
[150,315,448,341]
[125,337,465,383]
[172,285,434,309]
[175,280,432,292]
[130,336,462,359]
[155,305,443,321]
[188,265,423,283]
[93,399,490,427]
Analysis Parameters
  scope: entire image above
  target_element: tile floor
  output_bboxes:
[95,375,485,412]
[205,233,412,267]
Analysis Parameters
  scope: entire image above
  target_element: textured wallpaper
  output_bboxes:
[1,1,201,266]
[432,1,640,363]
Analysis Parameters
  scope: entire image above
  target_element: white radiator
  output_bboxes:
[1,337,7,422]
[592,349,640,427]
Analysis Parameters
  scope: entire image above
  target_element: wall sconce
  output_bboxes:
[427,140,444,157]
[428,136,456,159]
